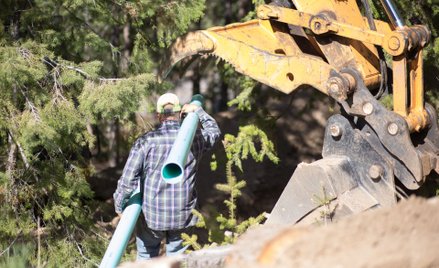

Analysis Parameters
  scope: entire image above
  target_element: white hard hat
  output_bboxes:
[156,93,181,113]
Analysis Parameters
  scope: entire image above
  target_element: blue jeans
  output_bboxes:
[135,216,190,260]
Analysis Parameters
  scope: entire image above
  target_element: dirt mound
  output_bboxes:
[225,196,439,268]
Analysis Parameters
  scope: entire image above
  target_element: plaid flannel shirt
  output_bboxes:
[113,107,221,230]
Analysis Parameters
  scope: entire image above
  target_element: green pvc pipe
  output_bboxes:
[161,94,204,184]
[99,187,142,268]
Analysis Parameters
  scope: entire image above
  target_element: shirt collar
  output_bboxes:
[159,120,180,129]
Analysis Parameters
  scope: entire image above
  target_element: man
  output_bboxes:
[113,92,221,260]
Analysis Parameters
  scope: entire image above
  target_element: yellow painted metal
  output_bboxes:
[390,52,428,132]
[290,0,381,88]
[160,0,431,131]
[207,20,339,94]
[392,55,408,117]
[159,31,215,81]
[160,19,337,95]
[258,5,387,47]
[410,51,424,116]
[407,50,429,131]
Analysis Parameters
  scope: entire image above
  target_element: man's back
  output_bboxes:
[114,106,221,230]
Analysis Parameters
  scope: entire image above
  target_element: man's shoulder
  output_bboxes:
[132,129,162,147]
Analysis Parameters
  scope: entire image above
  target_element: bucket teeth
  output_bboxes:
[158,31,215,81]
[160,19,334,95]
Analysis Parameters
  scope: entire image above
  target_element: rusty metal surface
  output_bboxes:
[266,111,404,226]
[346,69,423,188]
[323,114,396,206]
[291,0,381,87]
[407,50,428,131]
[265,156,359,225]
[412,103,439,176]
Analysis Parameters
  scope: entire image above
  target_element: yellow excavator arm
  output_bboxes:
[160,0,439,224]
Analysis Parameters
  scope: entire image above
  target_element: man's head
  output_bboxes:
[156,93,181,122]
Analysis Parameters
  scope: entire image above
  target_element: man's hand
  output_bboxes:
[180,103,199,116]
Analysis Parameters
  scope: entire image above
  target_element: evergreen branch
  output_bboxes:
[62,5,118,49]
[227,80,254,111]
[7,129,37,181]
[235,213,266,234]
[89,227,109,242]
[66,227,99,267]
[19,87,41,122]
[192,209,206,228]
[51,68,67,103]
[234,180,246,190]
[215,183,232,193]
[74,240,99,267]
[42,56,128,84]
[64,65,90,79]
[0,230,22,257]
[6,133,17,179]
[181,233,202,251]
[98,78,126,82]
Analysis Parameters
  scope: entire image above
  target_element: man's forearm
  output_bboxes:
[113,141,144,213]
[113,179,135,213]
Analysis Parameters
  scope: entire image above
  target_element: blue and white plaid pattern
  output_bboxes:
[114,107,220,230]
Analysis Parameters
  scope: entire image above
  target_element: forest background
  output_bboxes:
[1,0,439,267]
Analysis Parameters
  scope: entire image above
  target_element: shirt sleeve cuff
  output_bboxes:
[194,106,204,116]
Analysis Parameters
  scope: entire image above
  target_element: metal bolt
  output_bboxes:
[329,82,340,92]
[327,76,348,101]
[369,165,383,180]
[388,36,400,51]
[314,21,321,30]
[387,122,399,135]
[329,124,342,138]
[362,102,374,115]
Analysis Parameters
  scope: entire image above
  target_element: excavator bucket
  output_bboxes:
[159,31,215,80]
[159,19,336,95]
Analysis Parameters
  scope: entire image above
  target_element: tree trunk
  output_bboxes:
[106,119,120,168]
[6,133,17,180]
[119,20,133,76]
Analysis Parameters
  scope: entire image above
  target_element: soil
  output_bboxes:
[225,196,439,268]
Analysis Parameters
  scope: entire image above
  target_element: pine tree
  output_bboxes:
[183,125,279,249]
[0,0,205,265]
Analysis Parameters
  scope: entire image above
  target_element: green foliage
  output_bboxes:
[1,0,204,264]
[210,154,218,171]
[181,233,202,251]
[155,1,206,47]
[312,187,337,225]
[79,74,157,121]
[379,94,393,110]
[224,125,279,172]
[242,0,266,21]
[183,124,279,248]
[222,63,257,111]
[0,243,34,268]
